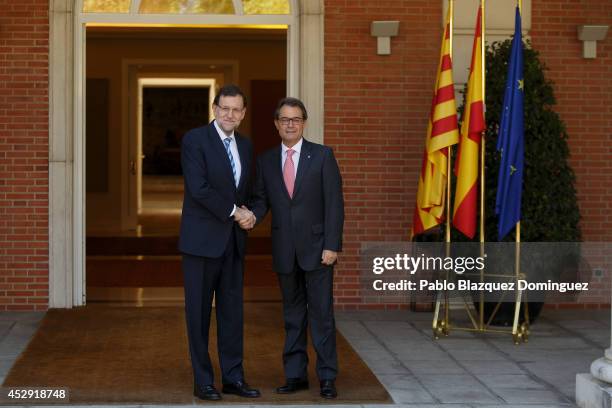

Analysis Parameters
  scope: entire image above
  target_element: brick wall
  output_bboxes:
[325,0,611,309]
[0,0,49,311]
[530,0,612,242]
[0,0,607,310]
[325,1,442,310]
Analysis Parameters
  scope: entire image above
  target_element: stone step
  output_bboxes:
[86,236,272,256]
[86,255,276,287]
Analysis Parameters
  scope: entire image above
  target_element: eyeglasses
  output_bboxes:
[216,105,245,116]
[278,117,304,126]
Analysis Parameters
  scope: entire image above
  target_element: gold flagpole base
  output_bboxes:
[431,274,531,344]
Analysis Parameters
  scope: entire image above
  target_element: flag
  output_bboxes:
[452,6,486,239]
[495,6,524,240]
[412,8,460,237]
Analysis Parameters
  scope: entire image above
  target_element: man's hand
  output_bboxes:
[321,250,338,266]
[234,205,256,230]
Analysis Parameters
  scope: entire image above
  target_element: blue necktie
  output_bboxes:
[223,137,238,186]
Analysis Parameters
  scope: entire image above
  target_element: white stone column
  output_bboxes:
[49,0,76,308]
[576,290,612,407]
[591,305,612,384]
[299,0,324,144]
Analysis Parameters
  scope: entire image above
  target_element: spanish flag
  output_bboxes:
[452,6,486,239]
[412,8,460,237]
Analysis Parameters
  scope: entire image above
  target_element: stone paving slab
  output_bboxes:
[0,309,607,407]
[375,374,437,404]
[0,312,44,321]
[0,343,28,359]
[410,375,500,404]
[493,388,572,404]
[398,359,466,375]
[478,374,548,390]
[416,374,490,389]
[429,338,497,349]
[0,358,15,377]
[424,387,500,404]
[447,349,509,362]
[366,359,412,375]
[0,405,571,408]
[396,356,461,368]
[474,405,576,408]
[556,320,608,330]
[0,322,14,343]
[391,405,472,408]
[493,336,593,349]
[459,360,525,375]
[387,345,452,361]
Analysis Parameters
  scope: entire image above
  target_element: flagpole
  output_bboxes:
[480,0,486,244]
[513,0,524,342]
[442,0,454,335]
[516,0,521,258]
[479,0,486,330]
[446,0,454,244]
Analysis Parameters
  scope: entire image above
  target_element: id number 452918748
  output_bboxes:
[1,387,69,403]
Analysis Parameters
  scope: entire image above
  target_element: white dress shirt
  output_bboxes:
[281,137,303,177]
[214,120,242,187]
[214,120,242,217]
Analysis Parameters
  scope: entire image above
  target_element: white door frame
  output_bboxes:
[48,0,325,307]
[123,62,230,229]
[135,76,216,215]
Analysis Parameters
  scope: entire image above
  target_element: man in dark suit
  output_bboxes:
[179,84,259,401]
[248,97,344,399]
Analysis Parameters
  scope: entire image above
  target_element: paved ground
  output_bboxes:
[0,307,608,407]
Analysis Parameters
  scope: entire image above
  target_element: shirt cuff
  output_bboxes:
[230,204,236,218]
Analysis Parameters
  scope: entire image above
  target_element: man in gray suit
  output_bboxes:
[247,97,344,399]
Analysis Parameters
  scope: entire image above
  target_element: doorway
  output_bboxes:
[84,25,286,303]
[137,78,215,219]
[49,0,326,308]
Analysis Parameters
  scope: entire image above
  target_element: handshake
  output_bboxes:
[234,205,256,230]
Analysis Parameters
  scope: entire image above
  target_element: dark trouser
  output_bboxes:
[277,262,338,381]
[182,232,244,386]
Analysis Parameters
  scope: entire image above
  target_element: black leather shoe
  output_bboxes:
[222,380,261,398]
[276,378,309,394]
[194,384,222,401]
[320,379,337,399]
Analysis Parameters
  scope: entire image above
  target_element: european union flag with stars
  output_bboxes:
[495,6,524,240]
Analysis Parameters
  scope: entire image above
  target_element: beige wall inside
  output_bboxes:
[85,30,286,233]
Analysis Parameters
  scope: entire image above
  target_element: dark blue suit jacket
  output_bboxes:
[179,122,253,258]
[250,139,344,274]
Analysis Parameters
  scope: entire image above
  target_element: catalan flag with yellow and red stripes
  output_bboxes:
[412,8,460,237]
[452,6,486,239]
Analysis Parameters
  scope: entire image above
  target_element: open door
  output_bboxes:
[123,68,219,231]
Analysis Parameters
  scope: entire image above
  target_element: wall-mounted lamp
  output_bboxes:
[370,21,399,55]
[577,25,608,59]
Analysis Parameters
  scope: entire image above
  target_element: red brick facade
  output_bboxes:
[0,0,50,311]
[0,1,609,310]
[326,0,612,309]
[325,1,441,309]
[530,0,612,242]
